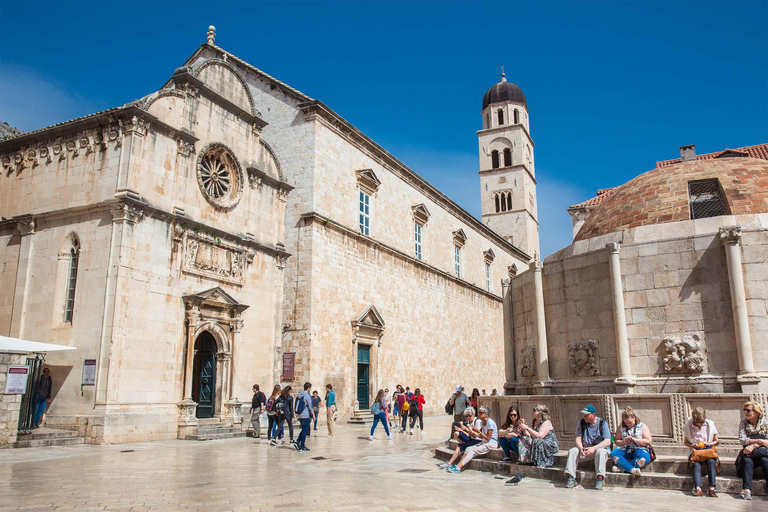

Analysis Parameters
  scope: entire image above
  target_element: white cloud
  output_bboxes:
[0,64,109,132]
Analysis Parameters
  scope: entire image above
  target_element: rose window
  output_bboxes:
[196,144,243,210]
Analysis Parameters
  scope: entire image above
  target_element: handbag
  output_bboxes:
[690,447,718,462]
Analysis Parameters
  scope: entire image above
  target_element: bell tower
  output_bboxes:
[478,70,539,260]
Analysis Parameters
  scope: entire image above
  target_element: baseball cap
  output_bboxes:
[580,405,597,414]
[455,385,462,392]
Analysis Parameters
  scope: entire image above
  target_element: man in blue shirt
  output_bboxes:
[295,382,314,452]
[565,404,612,490]
[325,383,336,437]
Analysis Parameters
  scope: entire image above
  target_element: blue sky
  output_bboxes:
[1,0,766,257]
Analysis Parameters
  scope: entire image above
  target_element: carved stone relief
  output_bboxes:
[181,231,246,285]
[569,339,600,376]
[662,334,706,373]
[520,346,536,379]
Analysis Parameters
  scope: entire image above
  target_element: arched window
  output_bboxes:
[501,193,507,212]
[506,192,512,211]
[495,194,500,213]
[514,109,519,124]
[497,109,504,125]
[503,148,512,167]
[491,150,500,169]
[63,235,80,323]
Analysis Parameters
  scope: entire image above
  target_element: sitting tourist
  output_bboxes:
[499,405,523,462]
[737,401,768,500]
[610,406,653,477]
[448,405,498,474]
[683,406,719,498]
[438,406,481,469]
[517,404,559,468]
[564,404,612,490]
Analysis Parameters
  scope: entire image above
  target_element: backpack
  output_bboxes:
[580,418,612,450]
[275,396,288,418]
[401,401,410,413]
[295,395,306,415]
[409,397,419,411]
[445,398,453,415]
[265,397,276,413]
[371,401,381,415]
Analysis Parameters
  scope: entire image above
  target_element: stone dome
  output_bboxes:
[574,157,768,241]
[482,73,527,111]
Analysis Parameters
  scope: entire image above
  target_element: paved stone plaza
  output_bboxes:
[0,416,762,511]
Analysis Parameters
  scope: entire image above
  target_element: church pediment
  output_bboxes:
[183,286,248,313]
[453,228,467,248]
[483,248,496,263]
[351,304,385,344]
[412,203,431,225]
[356,168,381,194]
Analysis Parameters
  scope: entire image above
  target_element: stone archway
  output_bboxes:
[351,304,385,412]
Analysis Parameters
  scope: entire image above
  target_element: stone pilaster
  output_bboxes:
[9,217,35,338]
[502,278,516,386]
[719,226,760,392]
[607,243,635,393]
[531,261,551,393]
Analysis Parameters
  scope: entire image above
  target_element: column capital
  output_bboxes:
[110,203,144,224]
[501,277,511,294]
[606,242,621,254]
[719,225,742,245]
[530,260,544,272]
[230,317,244,333]
[16,218,35,236]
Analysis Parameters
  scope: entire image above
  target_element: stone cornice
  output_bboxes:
[298,100,531,263]
[476,123,535,147]
[477,163,537,185]
[246,166,295,193]
[300,211,504,302]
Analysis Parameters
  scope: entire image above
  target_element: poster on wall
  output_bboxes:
[5,366,30,394]
[282,352,295,381]
[82,359,96,385]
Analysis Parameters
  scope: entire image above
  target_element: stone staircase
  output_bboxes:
[347,410,373,426]
[14,428,84,449]
[185,421,245,441]
[435,443,766,496]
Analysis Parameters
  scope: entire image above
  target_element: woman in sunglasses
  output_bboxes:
[498,405,524,462]
[683,407,719,497]
[737,401,768,500]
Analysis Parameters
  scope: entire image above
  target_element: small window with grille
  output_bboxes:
[688,179,728,220]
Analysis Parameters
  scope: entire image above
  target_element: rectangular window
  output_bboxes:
[454,245,461,278]
[485,263,491,291]
[359,190,370,235]
[689,179,728,220]
[414,223,423,260]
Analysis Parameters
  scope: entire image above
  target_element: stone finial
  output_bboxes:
[207,25,216,45]
[501,65,506,83]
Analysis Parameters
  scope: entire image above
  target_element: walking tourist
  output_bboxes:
[311,390,321,431]
[401,387,414,431]
[517,404,559,467]
[295,382,314,452]
[611,406,653,476]
[564,404,612,490]
[392,385,403,431]
[266,384,282,446]
[407,388,425,434]
[447,385,470,443]
[369,389,394,440]
[382,387,391,427]
[276,385,295,447]
[438,406,481,469]
[498,405,523,461]
[325,383,336,437]
[737,401,768,500]
[447,405,498,474]
[250,384,265,438]
[683,407,720,498]
[33,367,52,428]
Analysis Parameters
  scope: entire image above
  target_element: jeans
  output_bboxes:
[267,415,278,440]
[371,412,390,436]
[692,458,717,488]
[34,397,48,426]
[742,452,768,491]
[611,447,650,473]
[277,417,294,441]
[457,432,481,451]
[409,409,424,430]
[313,410,319,430]
[499,437,520,458]
[297,418,311,449]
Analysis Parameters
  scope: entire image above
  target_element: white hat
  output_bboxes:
[455,385,462,392]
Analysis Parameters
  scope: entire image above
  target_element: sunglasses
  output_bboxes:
[744,409,754,413]
[509,413,518,416]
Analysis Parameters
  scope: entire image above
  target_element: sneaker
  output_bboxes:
[369,435,375,441]
[630,468,642,477]
[448,465,461,474]
[280,439,285,445]
[595,479,603,491]
[421,430,425,435]
[300,447,310,452]
[294,442,301,451]
[409,431,414,435]
[437,462,450,469]
[611,465,620,473]
[566,477,577,489]
[501,456,514,462]
[269,439,277,446]
[388,434,394,439]
[744,490,752,500]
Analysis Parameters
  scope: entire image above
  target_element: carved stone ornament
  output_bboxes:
[719,225,742,245]
[606,242,620,254]
[508,263,519,277]
[662,334,706,373]
[520,346,536,379]
[356,168,381,195]
[17,219,35,236]
[110,204,144,224]
[569,339,600,376]
[120,116,149,137]
[177,139,194,158]
[196,143,244,210]
[181,231,246,286]
[1,156,10,170]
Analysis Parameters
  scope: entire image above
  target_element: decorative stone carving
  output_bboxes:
[569,339,600,376]
[356,168,381,195]
[520,346,536,379]
[412,203,431,225]
[247,172,262,189]
[1,156,10,171]
[483,248,496,264]
[606,242,620,254]
[196,142,244,210]
[452,228,467,248]
[17,219,35,236]
[662,334,706,373]
[181,231,246,285]
[207,25,216,45]
[120,116,149,137]
[719,225,742,245]
[39,147,51,163]
[178,398,199,427]
[177,139,194,158]
[508,263,518,277]
[25,149,37,166]
[110,204,144,224]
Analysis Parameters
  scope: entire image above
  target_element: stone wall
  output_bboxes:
[0,353,25,447]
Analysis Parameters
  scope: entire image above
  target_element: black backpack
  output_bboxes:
[275,396,289,418]
[445,398,453,415]
[580,418,612,450]
[409,397,419,411]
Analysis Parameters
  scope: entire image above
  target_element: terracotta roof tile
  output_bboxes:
[656,143,768,167]
[569,187,618,208]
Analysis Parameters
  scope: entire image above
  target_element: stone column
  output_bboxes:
[532,261,551,392]
[607,243,635,393]
[9,218,35,339]
[225,317,244,425]
[720,226,760,392]
[501,278,516,386]
[178,307,200,438]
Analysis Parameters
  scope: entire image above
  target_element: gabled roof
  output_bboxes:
[656,143,768,167]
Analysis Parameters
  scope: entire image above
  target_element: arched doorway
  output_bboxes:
[192,332,217,419]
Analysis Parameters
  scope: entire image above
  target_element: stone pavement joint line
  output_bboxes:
[0,417,762,511]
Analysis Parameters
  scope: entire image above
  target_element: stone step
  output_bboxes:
[435,446,765,495]
[15,429,83,449]
[185,431,247,441]
[193,426,241,435]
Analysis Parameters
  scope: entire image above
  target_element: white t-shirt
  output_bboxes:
[481,418,498,442]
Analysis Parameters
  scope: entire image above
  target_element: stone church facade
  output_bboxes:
[0,28,535,443]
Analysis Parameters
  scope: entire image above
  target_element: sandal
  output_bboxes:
[692,487,703,496]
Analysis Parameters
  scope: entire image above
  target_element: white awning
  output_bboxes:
[0,335,77,354]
